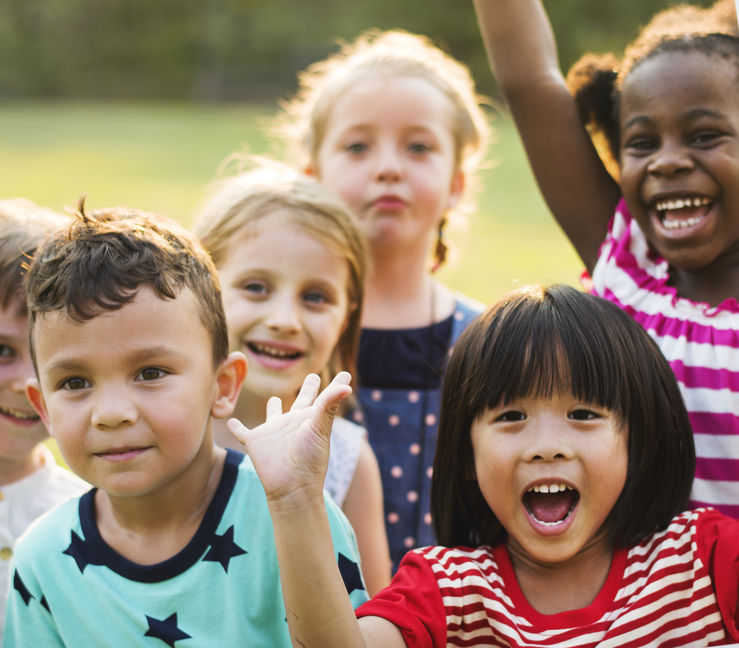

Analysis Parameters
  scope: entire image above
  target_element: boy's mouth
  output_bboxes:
[523,483,579,526]
[653,195,712,231]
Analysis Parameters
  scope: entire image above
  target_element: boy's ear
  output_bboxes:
[447,170,465,210]
[211,351,247,419]
[26,379,51,429]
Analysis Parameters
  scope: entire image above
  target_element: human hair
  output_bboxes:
[26,199,228,368]
[431,284,695,550]
[565,0,739,175]
[194,162,367,386]
[0,198,66,315]
[276,29,491,268]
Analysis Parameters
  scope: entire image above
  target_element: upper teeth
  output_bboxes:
[0,406,39,420]
[249,342,299,358]
[528,483,572,494]
[654,196,710,211]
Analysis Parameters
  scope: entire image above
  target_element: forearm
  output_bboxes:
[473,0,562,96]
[270,496,367,648]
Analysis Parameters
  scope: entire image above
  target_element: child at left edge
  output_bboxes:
[0,199,88,639]
[3,202,368,646]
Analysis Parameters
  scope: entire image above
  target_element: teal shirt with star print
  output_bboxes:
[3,449,368,647]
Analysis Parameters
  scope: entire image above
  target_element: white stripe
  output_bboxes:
[695,433,739,460]
[680,386,739,415]
[654,336,739,370]
[692,477,739,505]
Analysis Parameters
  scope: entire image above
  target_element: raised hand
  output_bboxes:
[226,372,352,509]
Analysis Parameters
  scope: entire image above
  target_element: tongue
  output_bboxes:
[527,491,574,523]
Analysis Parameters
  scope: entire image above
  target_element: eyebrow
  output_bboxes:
[43,345,185,375]
[623,107,729,131]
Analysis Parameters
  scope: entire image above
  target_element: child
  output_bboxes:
[194,163,391,595]
[3,203,368,646]
[277,29,491,567]
[230,284,739,647]
[0,199,88,638]
[473,0,739,516]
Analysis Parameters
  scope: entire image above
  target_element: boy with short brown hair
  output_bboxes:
[4,203,367,646]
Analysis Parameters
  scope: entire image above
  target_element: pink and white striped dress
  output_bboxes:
[590,199,739,518]
[356,509,739,646]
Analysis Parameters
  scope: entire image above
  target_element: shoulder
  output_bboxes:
[13,495,83,566]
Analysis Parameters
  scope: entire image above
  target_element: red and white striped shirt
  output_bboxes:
[357,509,739,647]
[590,199,739,517]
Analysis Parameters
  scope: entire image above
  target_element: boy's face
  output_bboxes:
[27,287,245,499]
[0,299,48,461]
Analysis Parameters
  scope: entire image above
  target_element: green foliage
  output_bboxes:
[0,0,719,100]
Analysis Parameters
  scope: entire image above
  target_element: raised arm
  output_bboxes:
[228,373,405,648]
[473,0,621,271]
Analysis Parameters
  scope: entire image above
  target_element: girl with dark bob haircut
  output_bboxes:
[431,284,695,549]
[231,284,739,646]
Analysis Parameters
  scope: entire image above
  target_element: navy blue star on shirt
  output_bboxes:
[338,552,364,594]
[144,612,191,647]
[13,571,32,606]
[63,530,100,573]
[202,525,246,572]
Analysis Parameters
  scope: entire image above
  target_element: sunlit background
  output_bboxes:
[0,0,706,304]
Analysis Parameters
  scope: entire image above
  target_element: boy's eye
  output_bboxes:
[137,367,166,381]
[569,408,599,421]
[61,377,90,391]
[495,410,526,423]
[690,130,722,146]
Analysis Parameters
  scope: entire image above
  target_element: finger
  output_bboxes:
[290,373,321,411]
[226,418,247,445]
[266,396,283,420]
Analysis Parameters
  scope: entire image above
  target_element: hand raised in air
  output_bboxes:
[227,372,352,509]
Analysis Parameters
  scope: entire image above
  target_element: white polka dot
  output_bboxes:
[424,513,432,525]
[404,537,415,548]
[425,413,437,426]
[391,466,403,479]
[426,467,433,479]
[352,410,364,423]
[388,414,400,426]
[371,390,382,402]
[406,491,418,503]
[409,443,421,455]
[387,512,399,524]
[454,310,465,321]
[408,391,420,403]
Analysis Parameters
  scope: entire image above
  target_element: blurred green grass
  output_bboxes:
[0,101,584,305]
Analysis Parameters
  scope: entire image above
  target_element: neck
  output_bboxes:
[0,445,47,486]
[95,442,226,564]
[669,256,739,307]
[507,535,615,615]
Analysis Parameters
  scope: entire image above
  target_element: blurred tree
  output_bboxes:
[0,0,717,101]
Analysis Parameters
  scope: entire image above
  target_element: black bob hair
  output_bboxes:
[431,285,695,549]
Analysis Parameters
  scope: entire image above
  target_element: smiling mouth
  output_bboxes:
[523,483,580,526]
[654,196,712,231]
[0,405,40,422]
[247,342,303,361]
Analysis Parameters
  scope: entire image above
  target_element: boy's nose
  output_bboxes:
[91,388,138,429]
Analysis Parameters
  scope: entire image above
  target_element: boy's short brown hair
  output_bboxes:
[26,200,229,367]
[0,198,67,313]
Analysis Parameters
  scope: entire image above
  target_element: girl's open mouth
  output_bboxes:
[523,483,580,531]
[0,405,40,425]
[653,195,712,232]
